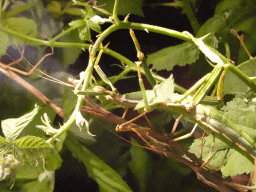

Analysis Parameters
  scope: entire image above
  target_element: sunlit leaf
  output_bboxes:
[135,75,175,109]
[189,134,254,177]
[1,105,39,141]
[146,42,199,71]
[2,17,37,37]
[223,58,256,95]
[14,136,52,148]
[0,136,8,144]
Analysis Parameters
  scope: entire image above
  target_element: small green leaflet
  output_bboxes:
[135,75,175,110]
[14,136,52,148]
[65,136,132,192]
[223,58,256,95]
[189,135,254,177]
[68,7,102,42]
[190,95,256,177]
[146,42,199,71]
[1,105,39,142]
[2,17,38,41]
[221,94,256,140]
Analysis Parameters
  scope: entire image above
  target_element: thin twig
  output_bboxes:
[0,66,65,118]
[80,99,233,192]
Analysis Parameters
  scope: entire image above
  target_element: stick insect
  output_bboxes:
[73,29,256,190]
[4,33,255,191]
[0,46,66,118]
[72,30,256,159]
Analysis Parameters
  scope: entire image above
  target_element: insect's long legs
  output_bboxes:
[129,28,150,111]
[171,114,183,134]
[94,43,116,92]
[0,47,65,118]
[2,47,53,76]
[173,123,198,142]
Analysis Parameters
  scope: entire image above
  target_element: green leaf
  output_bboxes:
[1,105,39,141]
[16,164,44,179]
[43,148,62,171]
[189,134,254,177]
[234,16,256,62]
[69,19,92,41]
[221,149,254,177]
[0,31,9,56]
[14,136,52,148]
[87,20,101,33]
[146,42,199,71]
[47,1,62,13]
[0,136,8,144]
[63,8,83,16]
[221,95,256,137]
[10,173,54,192]
[223,58,256,95]
[129,139,193,192]
[47,0,62,17]
[2,17,37,37]
[196,15,226,39]
[3,1,37,18]
[97,0,144,16]
[65,136,132,192]
[135,75,175,110]
[214,0,245,16]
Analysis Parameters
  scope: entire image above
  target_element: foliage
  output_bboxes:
[1,0,256,191]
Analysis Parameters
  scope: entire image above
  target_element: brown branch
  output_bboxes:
[0,66,65,118]
[80,99,233,192]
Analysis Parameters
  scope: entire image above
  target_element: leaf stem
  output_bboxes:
[49,27,75,45]
[181,0,200,33]
[112,0,120,24]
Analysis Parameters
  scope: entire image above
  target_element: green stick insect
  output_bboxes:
[75,31,256,161]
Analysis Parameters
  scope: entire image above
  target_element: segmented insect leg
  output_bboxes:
[94,43,117,92]
[173,123,198,142]
[171,114,183,134]
[200,133,215,168]
[200,130,206,159]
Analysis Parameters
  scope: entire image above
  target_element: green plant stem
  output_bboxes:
[1,27,49,45]
[177,73,210,103]
[141,61,156,87]
[181,0,200,33]
[112,0,120,24]
[110,67,132,85]
[46,95,83,144]
[82,24,121,93]
[49,27,75,45]
[121,22,190,42]
[192,66,223,105]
